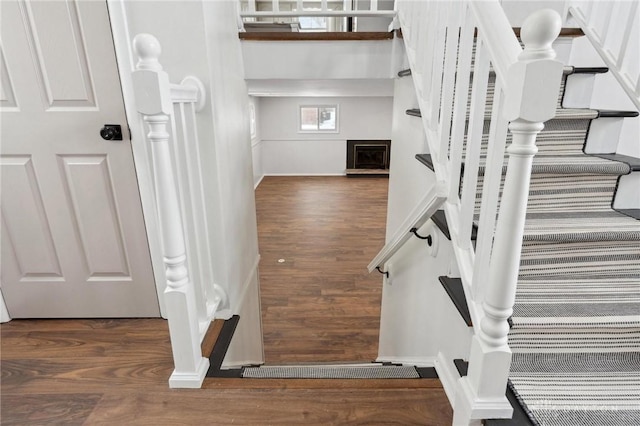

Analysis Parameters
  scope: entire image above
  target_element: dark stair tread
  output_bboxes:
[207,315,243,377]
[398,69,412,77]
[595,153,640,172]
[454,359,468,376]
[454,360,535,426]
[438,277,472,327]
[415,153,434,171]
[416,367,439,378]
[406,108,422,117]
[619,209,640,220]
[597,110,639,118]
[432,209,478,241]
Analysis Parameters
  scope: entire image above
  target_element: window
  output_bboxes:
[299,105,338,132]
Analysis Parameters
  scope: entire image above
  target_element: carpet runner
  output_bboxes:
[492,69,640,425]
[242,364,421,379]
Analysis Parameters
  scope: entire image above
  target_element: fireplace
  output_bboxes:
[346,140,391,176]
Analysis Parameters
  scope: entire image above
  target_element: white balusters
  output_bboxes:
[132,34,209,388]
[437,2,462,160]
[427,4,447,132]
[447,3,474,205]
[454,10,563,423]
[568,1,640,109]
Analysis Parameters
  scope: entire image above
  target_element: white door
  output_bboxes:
[0,0,159,318]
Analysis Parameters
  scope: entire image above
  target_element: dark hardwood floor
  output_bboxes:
[255,176,389,364]
[1,176,453,424]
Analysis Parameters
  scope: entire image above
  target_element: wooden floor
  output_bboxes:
[1,317,452,424]
[1,176,453,424]
[256,176,389,364]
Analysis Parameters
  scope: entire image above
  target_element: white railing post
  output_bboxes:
[132,34,209,389]
[453,10,563,424]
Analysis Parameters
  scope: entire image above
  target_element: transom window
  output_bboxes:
[299,105,338,132]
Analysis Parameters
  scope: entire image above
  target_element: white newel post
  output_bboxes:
[132,34,209,388]
[453,10,563,425]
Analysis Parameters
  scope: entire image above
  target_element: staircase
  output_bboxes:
[412,66,640,424]
[379,1,640,424]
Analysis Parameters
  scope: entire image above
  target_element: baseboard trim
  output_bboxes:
[254,175,264,189]
[263,173,347,177]
[168,356,210,388]
[0,289,10,323]
[435,351,462,410]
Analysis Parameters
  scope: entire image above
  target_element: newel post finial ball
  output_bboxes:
[519,9,562,60]
[133,33,163,71]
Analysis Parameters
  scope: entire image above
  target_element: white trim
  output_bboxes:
[264,173,346,177]
[220,359,264,369]
[375,356,436,367]
[107,0,166,317]
[254,175,265,189]
[232,254,261,316]
[261,138,345,142]
[168,356,210,389]
[0,288,11,323]
[454,376,513,423]
[434,351,462,410]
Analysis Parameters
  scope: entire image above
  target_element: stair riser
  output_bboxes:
[519,240,640,277]
[456,119,591,159]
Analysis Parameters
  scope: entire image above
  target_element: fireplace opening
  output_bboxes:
[346,140,391,176]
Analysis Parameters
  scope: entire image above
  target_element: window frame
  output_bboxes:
[298,104,339,134]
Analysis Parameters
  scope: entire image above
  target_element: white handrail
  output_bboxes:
[470,2,521,89]
[568,3,640,110]
[367,182,447,273]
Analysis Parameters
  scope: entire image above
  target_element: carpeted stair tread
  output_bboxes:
[509,329,640,349]
[242,365,421,379]
[551,108,599,119]
[522,212,640,242]
[518,239,640,278]
[506,352,640,425]
[477,154,631,176]
[511,303,640,325]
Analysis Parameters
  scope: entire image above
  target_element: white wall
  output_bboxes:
[242,40,397,80]
[201,0,263,366]
[259,96,393,175]
[114,0,263,367]
[377,76,471,373]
